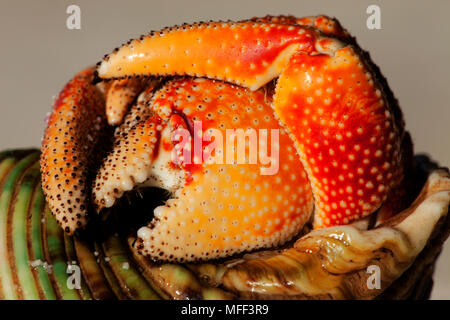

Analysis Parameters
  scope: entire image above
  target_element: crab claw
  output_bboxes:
[274,47,406,227]
[249,15,350,39]
[96,17,408,228]
[113,79,161,138]
[96,21,322,90]
[106,78,147,126]
[93,78,313,262]
[41,68,106,234]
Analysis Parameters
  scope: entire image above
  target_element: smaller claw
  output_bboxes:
[106,78,147,126]
[92,112,184,211]
[113,79,161,137]
[93,82,184,211]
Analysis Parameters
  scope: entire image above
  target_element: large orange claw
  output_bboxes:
[41,68,106,234]
[96,17,408,228]
[93,78,313,261]
[249,15,350,39]
[275,48,404,227]
[96,21,322,90]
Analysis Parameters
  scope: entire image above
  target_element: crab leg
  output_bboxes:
[40,68,106,234]
[96,18,407,228]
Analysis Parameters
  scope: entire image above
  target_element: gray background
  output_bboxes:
[0,0,449,298]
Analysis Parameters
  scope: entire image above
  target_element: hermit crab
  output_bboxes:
[41,15,413,264]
